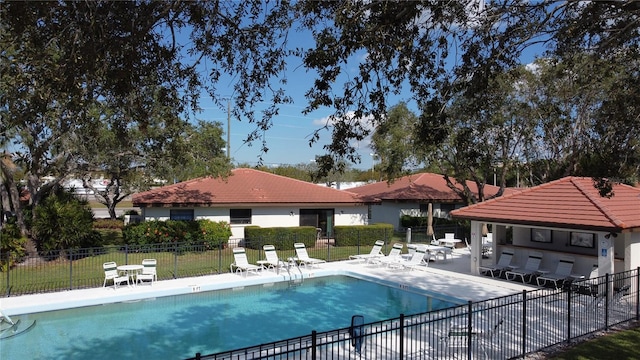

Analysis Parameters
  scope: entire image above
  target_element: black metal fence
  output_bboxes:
[0,236,396,297]
[187,269,639,360]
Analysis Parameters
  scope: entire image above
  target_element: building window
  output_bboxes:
[170,209,194,221]
[230,209,252,224]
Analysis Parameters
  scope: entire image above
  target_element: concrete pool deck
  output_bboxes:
[0,250,536,317]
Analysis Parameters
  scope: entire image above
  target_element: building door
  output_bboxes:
[299,209,335,237]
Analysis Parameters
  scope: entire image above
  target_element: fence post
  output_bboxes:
[5,253,10,296]
[466,301,472,360]
[636,267,640,321]
[311,330,317,360]
[69,249,73,291]
[521,290,527,357]
[174,243,178,279]
[124,244,129,264]
[399,313,405,358]
[325,236,331,262]
[566,283,572,344]
[218,240,222,274]
[605,272,610,330]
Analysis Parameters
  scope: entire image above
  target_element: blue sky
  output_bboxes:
[187,8,545,171]
[186,24,416,171]
[192,52,413,171]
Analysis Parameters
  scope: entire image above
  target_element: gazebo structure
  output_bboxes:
[451,177,640,279]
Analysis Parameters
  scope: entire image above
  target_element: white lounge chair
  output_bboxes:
[293,243,326,267]
[536,257,575,288]
[479,249,515,278]
[136,258,158,285]
[103,261,129,289]
[401,246,428,271]
[505,251,544,283]
[349,240,385,263]
[261,244,288,272]
[375,243,404,267]
[230,248,261,277]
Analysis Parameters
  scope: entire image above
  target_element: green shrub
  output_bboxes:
[31,188,97,257]
[122,219,231,249]
[400,215,427,228]
[0,221,26,271]
[333,224,393,246]
[198,219,232,248]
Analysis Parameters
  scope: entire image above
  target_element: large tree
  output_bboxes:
[1,1,285,239]
[1,2,196,237]
[2,1,639,243]
[370,102,420,180]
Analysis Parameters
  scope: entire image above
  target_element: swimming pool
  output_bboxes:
[2,275,461,359]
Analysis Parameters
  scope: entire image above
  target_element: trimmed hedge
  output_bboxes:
[333,224,393,246]
[244,226,317,250]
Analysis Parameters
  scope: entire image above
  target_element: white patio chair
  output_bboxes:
[103,261,129,289]
[400,246,428,271]
[536,257,575,289]
[262,244,288,272]
[293,243,326,267]
[479,249,515,278]
[374,243,404,267]
[230,247,261,277]
[349,240,385,263]
[505,251,544,283]
[136,258,158,285]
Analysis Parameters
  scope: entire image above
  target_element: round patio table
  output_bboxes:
[117,264,143,286]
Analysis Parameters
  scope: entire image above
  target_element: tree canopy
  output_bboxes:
[297,1,639,194]
[2,1,638,240]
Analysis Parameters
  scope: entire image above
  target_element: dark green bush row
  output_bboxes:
[333,224,393,246]
[122,219,231,248]
[244,226,317,250]
[400,215,428,228]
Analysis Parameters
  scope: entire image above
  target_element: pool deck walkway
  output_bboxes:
[0,249,536,316]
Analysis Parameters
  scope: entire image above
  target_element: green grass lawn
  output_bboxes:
[0,243,375,295]
[546,325,640,359]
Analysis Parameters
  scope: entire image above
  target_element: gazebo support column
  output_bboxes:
[469,220,483,275]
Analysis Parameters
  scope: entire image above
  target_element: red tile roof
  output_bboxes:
[451,177,640,232]
[348,172,509,202]
[132,168,366,207]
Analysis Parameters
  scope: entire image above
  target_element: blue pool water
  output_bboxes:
[2,276,460,359]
